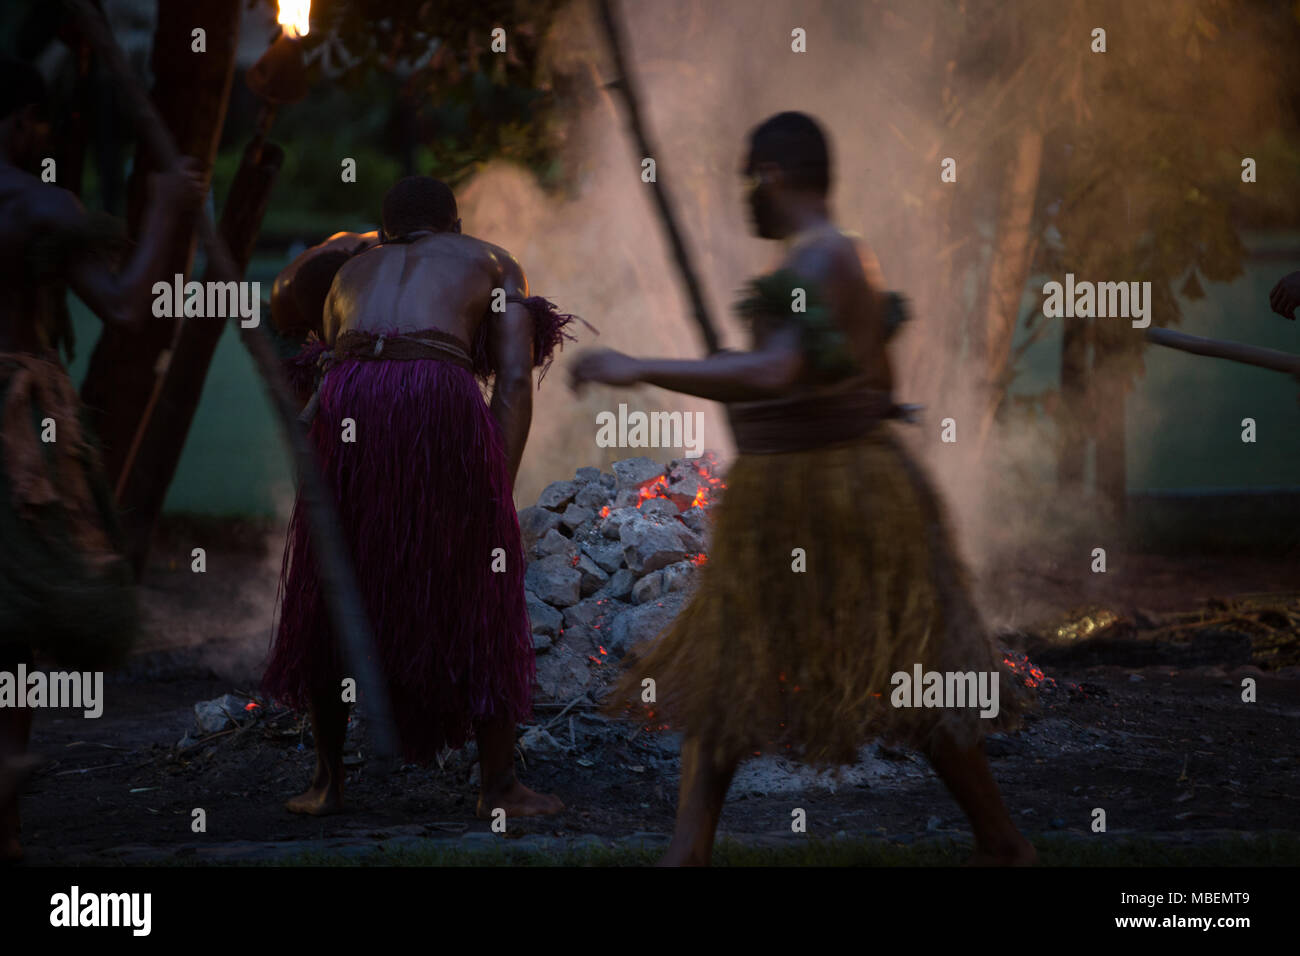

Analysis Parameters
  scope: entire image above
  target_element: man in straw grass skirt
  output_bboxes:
[570,112,1036,866]
[0,59,205,861]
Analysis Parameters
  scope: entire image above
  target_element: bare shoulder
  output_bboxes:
[331,244,375,284]
[323,229,375,244]
[476,238,527,288]
[320,230,378,254]
[843,232,886,292]
[782,228,860,291]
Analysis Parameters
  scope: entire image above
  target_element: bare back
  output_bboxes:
[323,233,522,347]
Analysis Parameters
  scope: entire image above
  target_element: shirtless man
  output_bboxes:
[270,230,379,340]
[264,176,571,818]
[268,231,379,407]
[572,112,1035,865]
[0,59,202,861]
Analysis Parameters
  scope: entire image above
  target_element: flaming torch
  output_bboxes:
[277,0,311,39]
[244,0,312,157]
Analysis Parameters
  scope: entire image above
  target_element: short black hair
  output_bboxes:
[0,59,48,121]
[747,111,831,195]
[381,176,458,237]
[292,249,352,330]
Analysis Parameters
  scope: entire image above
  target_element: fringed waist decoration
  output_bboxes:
[0,352,116,562]
[727,387,895,454]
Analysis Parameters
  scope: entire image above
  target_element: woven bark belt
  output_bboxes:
[297,329,475,426]
[727,387,895,454]
[331,328,474,371]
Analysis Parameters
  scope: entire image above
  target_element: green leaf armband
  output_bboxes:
[736,268,859,379]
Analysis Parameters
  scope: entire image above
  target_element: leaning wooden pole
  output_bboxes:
[115,138,284,577]
[595,0,721,355]
[63,0,399,759]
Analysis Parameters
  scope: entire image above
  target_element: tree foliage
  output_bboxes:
[283,0,570,185]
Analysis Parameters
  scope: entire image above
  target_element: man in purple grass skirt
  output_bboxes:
[265,176,579,819]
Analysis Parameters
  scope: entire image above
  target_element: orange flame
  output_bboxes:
[636,479,669,506]
[277,0,311,38]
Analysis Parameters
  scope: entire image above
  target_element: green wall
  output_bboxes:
[1008,242,1299,494]
[66,255,294,517]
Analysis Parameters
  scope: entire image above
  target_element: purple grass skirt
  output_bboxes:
[263,357,534,762]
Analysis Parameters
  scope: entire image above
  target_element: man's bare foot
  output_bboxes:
[476,779,564,818]
[968,837,1038,866]
[285,785,344,816]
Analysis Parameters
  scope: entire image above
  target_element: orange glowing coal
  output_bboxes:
[630,459,727,512]
[277,0,311,39]
[1003,652,1053,690]
[637,480,670,505]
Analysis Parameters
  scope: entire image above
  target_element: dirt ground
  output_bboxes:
[13,529,1300,865]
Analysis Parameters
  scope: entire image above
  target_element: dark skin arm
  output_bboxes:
[1269,271,1299,320]
[41,159,204,331]
[271,230,379,334]
[487,252,534,488]
[571,327,805,402]
[570,240,854,401]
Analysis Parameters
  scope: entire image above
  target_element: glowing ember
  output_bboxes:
[599,505,611,517]
[637,480,670,506]
[277,0,311,38]
[1003,652,1054,690]
[633,459,727,512]
[244,700,260,711]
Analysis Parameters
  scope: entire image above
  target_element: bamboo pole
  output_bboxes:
[62,0,399,760]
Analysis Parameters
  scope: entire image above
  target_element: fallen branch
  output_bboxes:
[543,694,591,730]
